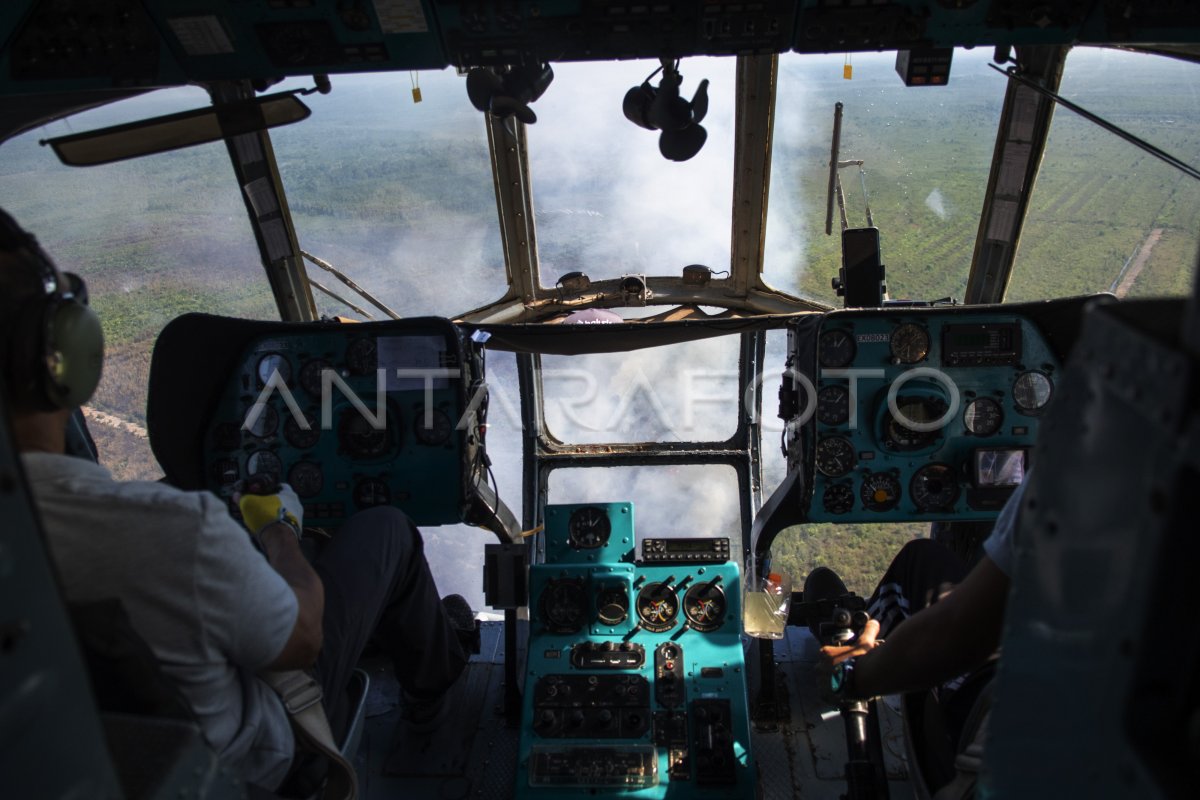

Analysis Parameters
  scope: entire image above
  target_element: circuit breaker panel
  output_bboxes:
[516,503,755,799]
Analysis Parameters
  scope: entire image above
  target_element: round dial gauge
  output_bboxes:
[413,407,453,446]
[244,404,278,439]
[890,323,930,364]
[815,436,856,477]
[822,482,855,515]
[683,582,726,633]
[212,421,241,451]
[540,579,587,633]
[284,413,321,450]
[860,472,902,512]
[300,358,333,396]
[353,477,391,508]
[816,384,851,426]
[288,461,324,498]
[963,397,1003,436]
[883,397,947,451]
[246,450,282,483]
[346,338,377,376]
[910,463,959,512]
[596,586,629,627]
[1013,371,1053,414]
[338,408,391,458]
[568,506,611,549]
[209,458,239,487]
[256,353,291,387]
[635,582,679,633]
[818,329,857,369]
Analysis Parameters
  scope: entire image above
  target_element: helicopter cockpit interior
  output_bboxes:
[2,2,1199,799]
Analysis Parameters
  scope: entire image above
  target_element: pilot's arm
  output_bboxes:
[820,481,1023,698]
[238,486,324,670]
[821,555,1009,698]
[256,522,324,669]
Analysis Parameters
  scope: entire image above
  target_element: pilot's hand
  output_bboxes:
[237,482,303,542]
[818,617,882,668]
[816,618,881,705]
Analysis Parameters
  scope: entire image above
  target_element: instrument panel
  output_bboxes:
[200,319,484,529]
[791,306,1065,524]
[518,503,754,798]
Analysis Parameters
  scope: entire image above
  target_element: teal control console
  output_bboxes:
[196,318,484,528]
[516,503,755,798]
[784,301,1090,524]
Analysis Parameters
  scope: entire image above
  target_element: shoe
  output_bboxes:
[442,594,480,655]
[400,688,448,731]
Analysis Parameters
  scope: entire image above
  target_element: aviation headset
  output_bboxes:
[0,209,104,411]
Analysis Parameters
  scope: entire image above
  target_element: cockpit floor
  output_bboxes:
[356,622,912,800]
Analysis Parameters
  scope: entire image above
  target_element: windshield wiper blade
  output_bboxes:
[308,277,375,319]
[990,63,1200,183]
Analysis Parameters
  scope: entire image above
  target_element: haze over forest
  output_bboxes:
[1,47,1197,603]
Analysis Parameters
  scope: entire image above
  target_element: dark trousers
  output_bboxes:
[866,538,968,639]
[310,506,468,740]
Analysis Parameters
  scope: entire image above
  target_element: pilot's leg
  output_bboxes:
[310,505,468,737]
[867,538,968,638]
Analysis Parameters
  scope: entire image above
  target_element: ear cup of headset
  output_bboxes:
[466,68,505,113]
[659,124,707,162]
[44,295,104,409]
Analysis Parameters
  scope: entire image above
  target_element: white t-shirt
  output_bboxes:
[982,480,1025,578]
[22,452,298,789]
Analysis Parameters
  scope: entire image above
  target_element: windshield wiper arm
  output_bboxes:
[990,63,1200,183]
[301,250,400,320]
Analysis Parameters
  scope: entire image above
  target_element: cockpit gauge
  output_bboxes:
[963,397,1003,437]
[352,477,391,509]
[890,323,931,364]
[816,384,851,426]
[413,407,453,446]
[822,482,855,515]
[256,353,291,387]
[346,338,377,376]
[540,578,587,634]
[815,436,856,477]
[596,585,630,627]
[243,404,278,438]
[284,413,321,450]
[683,581,726,633]
[337,408,391,458]
[635,581,679,633]
[568,506,611,549]
[1013,371,1053,414]
[883,396,946,451]
[910,463,959,512]
[246,450,283,483]
[288,462,324,498]
[860,471,902,512]
[210,458,239,487]
[818,329,857,369]
[300,358,333,397]
[212,421,241,451]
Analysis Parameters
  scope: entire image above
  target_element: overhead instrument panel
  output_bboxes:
[199,318,485,529]
[519,503,754,799]
[784,300,1095,524]
[1,1,1196,100]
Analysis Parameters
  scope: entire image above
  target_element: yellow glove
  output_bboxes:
[238,483,303,541]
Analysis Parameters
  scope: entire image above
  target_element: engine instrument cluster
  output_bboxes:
[791,305,1066,523]
[518,503,754,798]
[199,319,484,529]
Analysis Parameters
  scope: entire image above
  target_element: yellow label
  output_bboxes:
[843,64,853,80]
[412,87,423,103]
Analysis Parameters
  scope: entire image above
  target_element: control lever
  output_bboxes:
[821,604,889,800]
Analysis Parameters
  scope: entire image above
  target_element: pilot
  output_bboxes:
[814,480,1022,761]
[0,209,475,792]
